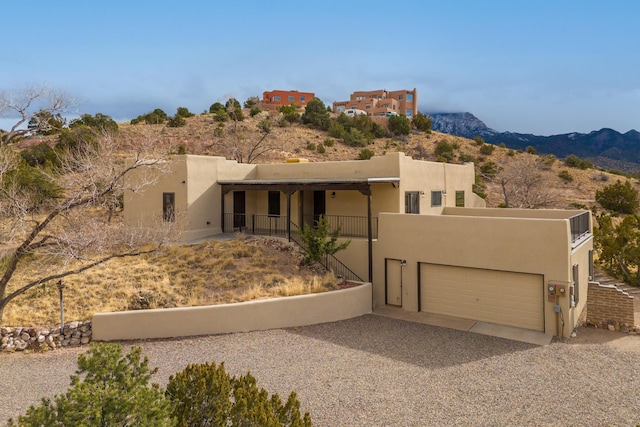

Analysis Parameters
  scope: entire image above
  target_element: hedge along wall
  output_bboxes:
[93,283,372,341]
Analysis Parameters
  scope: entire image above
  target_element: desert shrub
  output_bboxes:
[301,97,330,130]
[507,149,515,156]
[342,127,367,147]
[250,107,262,117]
[166,362,312,427]
[323,138,334,147]
[167,115,186,127]
[243,96,260,109]
[70,113,119,134]
[558,170,574,182]
[358,148,375,160]
[279,104,300,123]
[176,107,194,118]
[434,140,455,162]
[209,102,225,114]
[564,154,593,170]
[526,145,537,154]
[473,136,485,146]
[20,142,58,167]
[306,142,316,150]
[278,116,289,127]
[177,144,187,155]
[388,115,411,136]
[316,144,326,154]
[9,344,173,426]
[479,161,499,178]
[458,152,476,163]
[479,144,495,155]
[297,215,350,265]
[327,121,345,139]
[595,179,639,214]
[499,142,506,148]
[411,112,432,132]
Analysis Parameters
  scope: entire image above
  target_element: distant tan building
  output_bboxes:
[124,152,593,339]
[333,88,418,118]
[261,90,314,107]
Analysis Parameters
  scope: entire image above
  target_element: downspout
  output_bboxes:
[367,188,373,283]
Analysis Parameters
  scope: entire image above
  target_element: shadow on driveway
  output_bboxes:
[286,314,537,370]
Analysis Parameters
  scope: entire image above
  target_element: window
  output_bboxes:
[300,96,306,103]
[163,192,175,222]
[572,264,580,305]
[588,250,594,280]
[288,95,294,102]
[274,95,281,102]
[398,95,404,100]
[365,104,371,110]
[406,93,413,102]
[431,191,442,207]
[405,192,419,214]
[406,109,413,118]
[268,191,280,217]
[455,191,465,207]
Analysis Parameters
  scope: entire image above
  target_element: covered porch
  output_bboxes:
[218,177,399,282]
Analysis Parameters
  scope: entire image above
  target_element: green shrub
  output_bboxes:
[507,149,515,156]
[214,109,229,122]
[458,152,476,163]
[243,96,260,109]
[595,179,639,214]
[301,97,330,130]
[328,121,345,139]
[131,108,168,125]
[70,113,119,134]
[342,127,367,147]
[411,112,432,132]
[20,142,59,167]
[499,142,506,148]
[388,115,411,136]
[473,136,485,146]
[176,107,194,118]
[177,144,187,155]
[166,362,312,427]
[167,115,186,127]
[209,102,225,114]
[564,154,593,170]
[9,344,173,427]
[249,107,262,117]
[316,144,326,154]
[479,161,499,178]
[558,169,574,182]
[479,144,495,155]
[324,138,334,147]
[434,140,455,160]
[279,104,300,123]
[358,148,375,160]
[306,142,316,150]
[526,145,537,154]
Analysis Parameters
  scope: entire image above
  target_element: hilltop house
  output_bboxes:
[124,152,593,338]
[333,89,418,118]
[261,90,315,108]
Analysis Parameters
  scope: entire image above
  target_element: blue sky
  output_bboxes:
[2,0,639,135]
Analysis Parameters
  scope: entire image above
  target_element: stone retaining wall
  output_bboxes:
[587,282,638,332]
[1,321,92,352]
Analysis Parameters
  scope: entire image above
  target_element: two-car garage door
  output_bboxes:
[420,264,544,332]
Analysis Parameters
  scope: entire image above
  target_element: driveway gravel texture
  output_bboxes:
[1,314,640,426]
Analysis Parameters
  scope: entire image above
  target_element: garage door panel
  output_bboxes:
[421,264,544,331]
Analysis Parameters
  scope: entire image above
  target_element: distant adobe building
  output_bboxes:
[333,88,418,118]
[261,90,315,107]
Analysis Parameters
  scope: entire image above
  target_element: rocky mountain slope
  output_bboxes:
[430,112,640,172]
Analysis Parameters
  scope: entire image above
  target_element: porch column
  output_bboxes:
[286,192,292,241]
[367,189,373,283]
[220,188,225,232]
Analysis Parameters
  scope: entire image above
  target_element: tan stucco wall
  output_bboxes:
[444,207,585,219]
[92,283,372,341]
[333,238,370,281]
[373,212,593,337]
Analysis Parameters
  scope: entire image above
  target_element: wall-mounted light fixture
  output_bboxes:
[400,259,407,267]
[331,191,336,198]
[181,180,186,184]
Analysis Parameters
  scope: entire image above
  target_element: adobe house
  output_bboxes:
[333,88,418,118]
[124,152,592,338]
[261,90,315,107]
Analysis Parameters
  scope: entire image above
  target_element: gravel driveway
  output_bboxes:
[2,314,640,426]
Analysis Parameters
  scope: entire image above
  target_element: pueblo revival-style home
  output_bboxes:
[333,88,418,118]
[124,152,593,338]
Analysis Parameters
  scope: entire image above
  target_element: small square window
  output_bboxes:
[398,95,404,100]
[365,104,371,109]
[300,96,306,103]
[288,95,294,102]
[274,95,281,102]
[406,94,413,102]
[431,191,442,207]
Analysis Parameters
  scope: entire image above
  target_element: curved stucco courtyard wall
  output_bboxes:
[92,283,371,341]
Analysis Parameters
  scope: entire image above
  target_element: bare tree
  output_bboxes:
[0,134,176,324]
[492,155,556,208]
[215,115,277,164]
[0,84,75,145]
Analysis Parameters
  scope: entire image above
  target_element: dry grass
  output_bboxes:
[2,237,339,326]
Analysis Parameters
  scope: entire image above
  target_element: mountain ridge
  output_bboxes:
[428,112,640,172]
